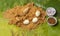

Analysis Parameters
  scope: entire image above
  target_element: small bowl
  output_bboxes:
[46,7,56,16]
[47,16,57,26]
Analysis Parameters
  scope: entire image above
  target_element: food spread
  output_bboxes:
[3,3,46,30]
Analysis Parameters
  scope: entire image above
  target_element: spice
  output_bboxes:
[48,18,56,24]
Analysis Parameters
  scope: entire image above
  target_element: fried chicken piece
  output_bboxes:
[3,6,23,19]
[17,3,34,16]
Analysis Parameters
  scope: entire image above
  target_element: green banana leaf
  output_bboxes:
[0,0,60,36]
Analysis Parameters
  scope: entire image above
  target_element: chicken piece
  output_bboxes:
[17,3,34,16]
[3,6,22,19]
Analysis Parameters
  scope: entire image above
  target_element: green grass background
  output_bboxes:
[0,0,60,36]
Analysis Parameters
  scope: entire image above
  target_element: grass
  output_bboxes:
[0,0,60,36]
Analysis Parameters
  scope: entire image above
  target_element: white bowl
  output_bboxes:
[46,7,56,16]
[47,16,57,26]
